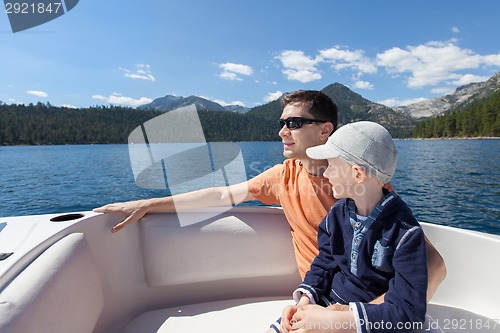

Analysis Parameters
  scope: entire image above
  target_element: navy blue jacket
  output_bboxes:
[296,192,427,333]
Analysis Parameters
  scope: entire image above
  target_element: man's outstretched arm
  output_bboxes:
[93,181,255,233]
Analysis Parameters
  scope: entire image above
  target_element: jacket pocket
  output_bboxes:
[371,240,394,273]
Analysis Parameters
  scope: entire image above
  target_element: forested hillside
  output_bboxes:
[0,102,282,145]
[413,90,500,138]
[0,103,162,145]
[1,87,498,145]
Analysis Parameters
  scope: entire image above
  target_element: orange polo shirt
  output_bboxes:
[247,158,335,279]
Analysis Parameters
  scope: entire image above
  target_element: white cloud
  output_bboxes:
[276,50,318,70]
[483,54,500,65]
[431,87,454,95]
[319,47,377,75]
[378,98,399,107]
[26,90,48,98]
[275,50,321,83]
[92,93,152,107]
[273,40,500,93]
[376,40,499,89]
[209,97,245,107]
[92,95,107,101]
[200,95,246,107]
[219,63,253,75]
[218,62,253,81]
[120,64,155,81]
[219,71,241,81]
[451,73,489,86]
[282,69,322,83]
[275,47,376,84]
[452,26,460,33]
[377,98,400,107]
[353,80,374,90]
[265,91,283,102]
[378,97,428,107]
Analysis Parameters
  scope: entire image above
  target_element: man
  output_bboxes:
[94,90,445,300]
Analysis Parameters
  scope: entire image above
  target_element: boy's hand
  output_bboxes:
[290,304,336,332]
[281,305,299,332]
[281,295,311,332]
[326,304,349,311]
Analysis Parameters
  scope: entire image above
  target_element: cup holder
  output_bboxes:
[50,213,85,222]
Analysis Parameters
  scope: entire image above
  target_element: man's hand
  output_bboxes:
[93,199,150,233]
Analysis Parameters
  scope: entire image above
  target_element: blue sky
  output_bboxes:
[1,0,500,109]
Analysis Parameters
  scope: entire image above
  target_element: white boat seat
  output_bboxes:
[0,233,104,333]
[425,303,500,332]
[140,212,298,287]
[123,297,293,333]
[123,299,500,333]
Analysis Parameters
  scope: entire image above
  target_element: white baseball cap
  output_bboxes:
[306,121,398,183]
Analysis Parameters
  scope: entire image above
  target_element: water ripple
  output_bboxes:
[1,139,499,235]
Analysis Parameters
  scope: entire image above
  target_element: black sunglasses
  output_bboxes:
[279,117,328,130]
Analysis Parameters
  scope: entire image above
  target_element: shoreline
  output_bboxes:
[1,136,500,147]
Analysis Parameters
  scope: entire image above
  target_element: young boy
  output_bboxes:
[271,121,427,333]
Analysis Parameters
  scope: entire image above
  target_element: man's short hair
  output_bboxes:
[280,90,338,133]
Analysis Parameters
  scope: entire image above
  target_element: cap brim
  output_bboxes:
[306,144,342,160]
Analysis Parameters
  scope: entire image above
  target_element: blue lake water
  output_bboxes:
[0,139,499,235]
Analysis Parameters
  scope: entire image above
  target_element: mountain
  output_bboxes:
[396,71,500,119]
[139,72,500,138]
[247,83,415,137]
[223,104,250,113]
[138,95,249,113]
[412,89,500,138]
[321,83,414,132]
